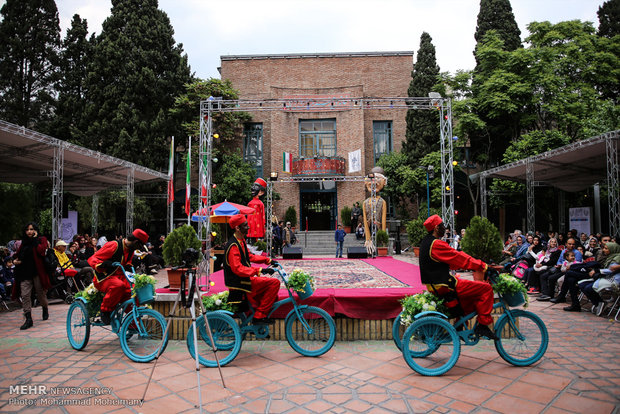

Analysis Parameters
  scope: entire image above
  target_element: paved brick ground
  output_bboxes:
[1,255,619,413]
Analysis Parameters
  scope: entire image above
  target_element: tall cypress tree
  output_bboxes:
[597,0,620,38]
[402,32,441,166]
[0,0,60,128]
[81,0,191,169]
[50,14,93,142]
[474,0,521,66]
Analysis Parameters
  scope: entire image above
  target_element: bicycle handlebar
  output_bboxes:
[110,262,136,284]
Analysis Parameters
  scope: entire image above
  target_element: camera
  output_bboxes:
[182,248,199,267]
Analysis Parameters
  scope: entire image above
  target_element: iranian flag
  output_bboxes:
[185,137,191,216]
[283,152,292,173]
[200,155,208,201]
[167,136,174,205]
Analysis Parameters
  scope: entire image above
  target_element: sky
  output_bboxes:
[4,0,606,79]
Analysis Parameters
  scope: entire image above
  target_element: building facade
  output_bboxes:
[219,52,413,231]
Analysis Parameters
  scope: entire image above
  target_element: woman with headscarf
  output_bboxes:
[12,222,51,330]
[578,242,620,316]
[525,237,561,294]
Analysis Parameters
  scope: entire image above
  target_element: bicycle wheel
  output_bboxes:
[494,310,548,366]
[187,312,242,367]
[119,308,168,363]
[285,306,336,357]
[392,313,407,351]
[402,317,460,376]
[66,301,90,350]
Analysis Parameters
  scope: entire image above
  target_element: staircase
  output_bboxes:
[288,230,365,256]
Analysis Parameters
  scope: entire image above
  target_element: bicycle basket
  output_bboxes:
[135,285,155,305]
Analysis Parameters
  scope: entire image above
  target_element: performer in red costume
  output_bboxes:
[224,214,279,325]
[419,215,498,340]
[88,229,149,325]
[247,178,267,239]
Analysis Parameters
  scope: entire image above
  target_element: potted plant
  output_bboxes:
[340,206,352,233]
[460,216,503,280]
[406,217,427,257]
[492,273,529,308]
[132,273,157,305]
[399,291,449,326]
[201,291,236,312]
[287,268,315,300]
[162,225,202,289]
[284,206,297,230]
[376,229,389,256]
[253,239,267,253]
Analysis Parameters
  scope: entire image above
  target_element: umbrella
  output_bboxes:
[191,201,255,222]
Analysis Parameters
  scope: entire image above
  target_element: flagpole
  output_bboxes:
[187,135,191,226]
[169,136,174,233]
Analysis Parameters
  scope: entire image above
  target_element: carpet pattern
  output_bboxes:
[279,259,410,289]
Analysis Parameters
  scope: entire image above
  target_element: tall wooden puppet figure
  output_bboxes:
[363,166,387,255]
[247,178,267,240]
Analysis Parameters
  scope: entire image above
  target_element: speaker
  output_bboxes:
[282,246,303,259]
[347,246,368,259]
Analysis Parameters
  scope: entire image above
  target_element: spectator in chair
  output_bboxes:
[538,238,582,301]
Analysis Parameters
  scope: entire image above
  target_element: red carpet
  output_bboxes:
[156,257,424,319]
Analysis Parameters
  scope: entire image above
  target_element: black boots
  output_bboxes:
[20,312,33,330]
[42,307,49,321]
[100,311,111,325]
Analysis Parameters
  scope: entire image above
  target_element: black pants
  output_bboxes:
[559,270,590,304]
[540,268,562,297]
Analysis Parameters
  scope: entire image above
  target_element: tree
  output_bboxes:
[0,0,60,129]
[375,152,417,217]
[210,150,256,205]
[0,183,36,241]
[49,14,93,142]
[473,0,522,64]
[402,32,441,165]
[598,0,620,38]
[80,0,191,170]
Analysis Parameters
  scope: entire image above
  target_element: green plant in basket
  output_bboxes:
[74,283,104,317]
[287,268,315,293]
[492,273,529,308]
[399,291,449,326]
[201,291,236,312]
[132,273,156,296]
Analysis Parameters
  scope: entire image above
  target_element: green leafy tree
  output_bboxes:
[473,0,522,64]
[376,152,416,216]
[460,216,503,263]
[210,150,256,205]
[0,0,60,128]
[80,0,191,169]
[597,0,620,38]
[49,14,94,142]
[403,32,441,165]
[0,183,36,241]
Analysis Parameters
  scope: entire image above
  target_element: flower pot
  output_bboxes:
[166,268,184,289]
[343,226,351,233]
[135,285,155,305]
[377,247,388,256]
[413,247,420,257]
[503,291,525,307]
[296,280,314,300]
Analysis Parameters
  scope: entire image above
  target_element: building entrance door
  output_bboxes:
[299,182,336,231]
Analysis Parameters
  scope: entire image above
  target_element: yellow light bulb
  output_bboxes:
[210,281,215,286]
[452,161,458,166]
[213,133,219,139]
[446,186,451,191]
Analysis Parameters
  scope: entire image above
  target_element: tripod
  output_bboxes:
[141,259,226,412]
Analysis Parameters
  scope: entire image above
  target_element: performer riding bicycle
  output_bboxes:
[419,215,498,340]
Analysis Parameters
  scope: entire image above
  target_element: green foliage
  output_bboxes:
[597,0,620,37]
[287,268,315,293]
[376,152,417,215]
[376,229,389,247]
[0,183,36,242]
[285,206,297,228]
[406,218,427,247]
[492,273,529,307]
[403,32,441,165]
[162,225,202,267]
[399,292,449,326]
[132,273,156,292]
[340,206,352,227]
[460,216,503,263]
[202,291,236,312]
[210,150,256,204]
[74,283,104,317]
[253,239,267,252]
[39,208,52,238]
[0,0,60,128]
[474,0,522,60]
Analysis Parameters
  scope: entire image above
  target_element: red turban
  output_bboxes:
[229,214,246,229]
[423,214,443,232]
[254,178,267,188]
[132,229,149,244]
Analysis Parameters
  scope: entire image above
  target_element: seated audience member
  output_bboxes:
[500,235,522,265]
[549,249,581,306]
[503,234,532,270]
[0,257,15,299]
[538,238,582,301]
[578,242,620,315]
[54,240,93,286]
[585,237,600,257]
[557,233,566,248]
[525,237,561,294]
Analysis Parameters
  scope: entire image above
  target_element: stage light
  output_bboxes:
[210,281,215,286]
[445,186,451,191]
[455,210,459,215]
[445,115,448,119]
[211,231,217,237]
[213,133,219,139]
[212,157,218,163]
[270,171,278,181]
[212,184,217,189]
[452,161,458,166]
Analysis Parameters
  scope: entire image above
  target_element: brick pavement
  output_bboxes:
[0,258,619,413]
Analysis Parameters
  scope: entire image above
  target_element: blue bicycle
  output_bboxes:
[392,269,549,376]
[66,263,168,363]
[187,264,336,367]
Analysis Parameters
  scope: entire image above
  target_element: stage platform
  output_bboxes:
[154,256,424,340]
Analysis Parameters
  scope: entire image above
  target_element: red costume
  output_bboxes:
[88,240,133,312]
[247,178,267,238]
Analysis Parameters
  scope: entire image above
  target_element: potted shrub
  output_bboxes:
[376,229,389,256]
[340,206,352,233]
[492,273,528,308]
[460,216,503,280]
[284,206,297,229]
[132,273,157,305]
[253,239,267,253]
[287,268,315,300]
[399,291,449,326]
[162,225,202,289]
[406,217,427,257]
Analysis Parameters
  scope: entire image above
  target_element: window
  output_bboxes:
[244,123,263,177]
[299,119,336,158]
[373,121,392,164]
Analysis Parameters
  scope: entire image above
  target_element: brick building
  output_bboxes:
[219,51,413,231]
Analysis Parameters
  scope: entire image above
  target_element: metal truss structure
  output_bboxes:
[198,96,455,262]
[477,130,619,235]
